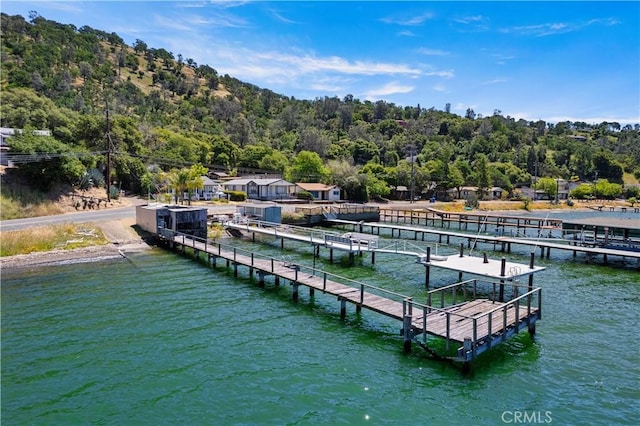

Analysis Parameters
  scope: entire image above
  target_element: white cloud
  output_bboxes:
[154,14,194,32]
[153,9,248,32]
[454,103,478,112]
[426,69,454,79]
[454,15,485,25]
[364,82,415,98]
[308,76,352,93]
[502,18,620,37]
[205,0,252,9]
[481,78,507,85]
[380,13,434,26]
[40,2,83,14]
[249,51,423,76]
[432,83,447,92]
[269,10,297,24]
[417,48,450,56]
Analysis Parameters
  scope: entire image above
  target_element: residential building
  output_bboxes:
[295,182,341,201]
[1,127,51,166]
[222,178,295,201]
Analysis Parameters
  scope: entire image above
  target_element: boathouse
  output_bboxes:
[136,204,208,239]
[238,203,282,223]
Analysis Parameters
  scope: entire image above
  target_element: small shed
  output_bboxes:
[136,204,208,239]
[238,203,282,223]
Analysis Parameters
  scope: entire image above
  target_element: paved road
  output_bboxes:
[0,199,241,232]
[0,205,137,232]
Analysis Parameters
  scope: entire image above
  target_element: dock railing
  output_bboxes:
[422,279,542,359]
[226,218,381,251]
[227,218,342,242]
[161,228,541,362]
[163,228,415,304]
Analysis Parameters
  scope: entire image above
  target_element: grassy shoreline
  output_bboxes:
[0,223,109,257]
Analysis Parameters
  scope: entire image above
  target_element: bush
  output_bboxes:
[464,194,479,209]
[282,211,306,224]
[296,191,314,201]
[109,185,120,200]
[624,186,640,199]
[224,190,246,202]
[570,183,594,199]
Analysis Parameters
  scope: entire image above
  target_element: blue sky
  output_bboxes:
[3,1,639,125]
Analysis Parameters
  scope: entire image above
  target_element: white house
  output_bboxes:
[295,182,341,201]
[447,186,504,200]
[1,127,51,166]
[222,178,295,201]
[193,176,225,200]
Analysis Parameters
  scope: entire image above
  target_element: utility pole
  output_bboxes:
[407,144,416,204]
[105,100,113,202]
[533,162,538,201]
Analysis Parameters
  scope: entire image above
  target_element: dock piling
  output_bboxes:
[499,257,506,302]
[292,282,299,302]
[161,230,545,368]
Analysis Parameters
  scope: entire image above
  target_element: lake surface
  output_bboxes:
[2,214,639,424]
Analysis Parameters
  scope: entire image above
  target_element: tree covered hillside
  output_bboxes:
[1,12,639,203]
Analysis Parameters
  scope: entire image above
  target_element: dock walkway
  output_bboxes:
[225,219,546,285]
[327,219,640,265]
[160,229,542,367]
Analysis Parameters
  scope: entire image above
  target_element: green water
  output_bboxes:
[2,235,639,425]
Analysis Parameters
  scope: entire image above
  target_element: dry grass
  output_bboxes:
[0,195,66,220]
[432,199,630,213]
[0,180,120,220]
[0,223,109,257]
[0,180,68,220]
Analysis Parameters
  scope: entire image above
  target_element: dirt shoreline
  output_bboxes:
[0,218,153,271]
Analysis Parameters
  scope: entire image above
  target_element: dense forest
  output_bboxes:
[1,12,639,203]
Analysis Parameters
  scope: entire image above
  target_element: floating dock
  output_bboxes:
[158,229,543,369]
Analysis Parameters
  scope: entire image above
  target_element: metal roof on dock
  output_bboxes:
[421,254,545,280]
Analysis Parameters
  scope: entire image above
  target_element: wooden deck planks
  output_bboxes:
[419,300,539,342]
[176,235,537,347]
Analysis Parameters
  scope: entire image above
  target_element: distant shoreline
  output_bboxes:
[2,200,635,271]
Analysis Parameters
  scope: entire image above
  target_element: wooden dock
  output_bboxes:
[327,218,640,266]
[158,228,542,368]
[225,219,379,264]
[224,219,546,286]
[380,207,565,237]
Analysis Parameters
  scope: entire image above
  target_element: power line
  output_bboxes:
[5,151,106,163]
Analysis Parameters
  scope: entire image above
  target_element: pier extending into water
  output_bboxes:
[381,207,565,237]
[327,216,640,267]
[224,219,546,286]
[157,228,542,369]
